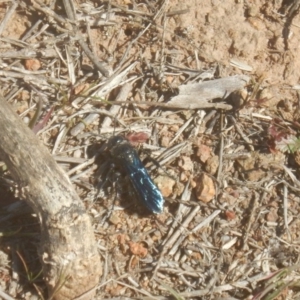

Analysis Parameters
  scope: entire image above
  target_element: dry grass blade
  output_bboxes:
[0,1,18,35]
[1,0,300,299]
[251,265,300,300]
[0,288,16,300]
[70,62,137,136]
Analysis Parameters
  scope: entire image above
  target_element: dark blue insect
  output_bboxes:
[106,135,164,214]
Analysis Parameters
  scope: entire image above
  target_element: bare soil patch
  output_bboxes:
[1,0,300,299]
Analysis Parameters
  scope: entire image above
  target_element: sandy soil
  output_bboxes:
[1,0,300,299]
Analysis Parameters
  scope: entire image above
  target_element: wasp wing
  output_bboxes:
[123,154,164,214]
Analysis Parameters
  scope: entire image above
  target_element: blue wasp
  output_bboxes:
[106,135,164,214]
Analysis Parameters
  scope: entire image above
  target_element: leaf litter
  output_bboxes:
[0,0,300,299]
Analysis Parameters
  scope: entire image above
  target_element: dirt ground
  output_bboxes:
[1,0,300,299]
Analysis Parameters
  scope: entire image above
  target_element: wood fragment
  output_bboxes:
[167,75,250,110]
[0,98,101,300]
